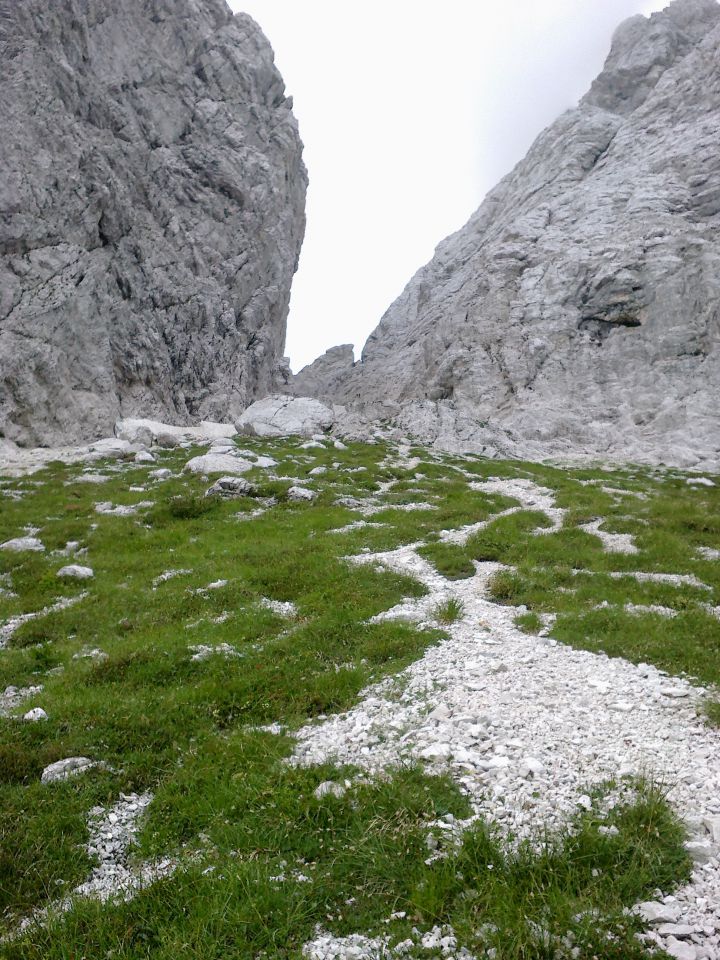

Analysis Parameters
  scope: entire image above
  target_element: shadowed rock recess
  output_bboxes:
[293,0,720,469]
[0,0,306,447]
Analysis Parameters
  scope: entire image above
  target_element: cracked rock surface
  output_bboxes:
[0,0,306,447]
[294,0,720,470]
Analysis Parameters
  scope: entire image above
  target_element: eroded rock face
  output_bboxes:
[0,0,306,447]
[298,0,720,468]
[289,345,355,400]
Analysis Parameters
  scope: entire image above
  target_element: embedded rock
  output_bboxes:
[184,453,253,476]
[0,0,306,447]
[23,707,48,722]
[205,476,255,498]
[299,0,720,469]
[0,537,45,553]
[235,395,335,438]
[41,757,97,783]
[287,485,316,502]
[57,564,94,580]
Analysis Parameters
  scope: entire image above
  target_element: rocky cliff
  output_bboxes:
[0,0,306,447]
[296,0,720,468]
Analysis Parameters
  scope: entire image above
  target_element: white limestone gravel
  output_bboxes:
[0,684,44,717]
[469,478,566,532]
[12,792,179,938]
[0,592,89,649]
[70,473,112,484]
[152,568,192,588]
[302,924,479,959]
[189,643,242,662]
[329,521,388,535]
[579,519,639,554]
[95,500,154,516]
[573,569,712,591]
[260,598,298,617]
[72,646,108,661]
[292,486,720,959]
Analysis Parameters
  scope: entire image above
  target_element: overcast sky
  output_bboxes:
[230,0,669,372]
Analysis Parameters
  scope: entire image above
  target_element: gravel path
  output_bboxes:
[293,480,720,960]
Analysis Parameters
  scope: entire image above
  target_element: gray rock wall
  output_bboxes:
[0,0,307,446]
[299,0,720,468]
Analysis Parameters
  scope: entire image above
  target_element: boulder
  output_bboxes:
[115,418,236,446]
[41,757,97,783]
[57,565,94,580]
[184,454,253,477]
[1,537,45,553]
[236,396,335,438]
[206,476,255,498]
[23,707,48,722]
[287,485,317,502]
[86,439,136,460]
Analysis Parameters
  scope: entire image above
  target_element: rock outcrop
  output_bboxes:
[296,0,720,468]
[0,0,306,447]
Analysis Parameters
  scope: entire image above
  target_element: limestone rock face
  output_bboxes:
[0,0,306,447]
[290,345,355,399]
[300,0,720,468]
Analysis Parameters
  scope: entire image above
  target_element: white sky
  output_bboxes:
[230,0,669,371]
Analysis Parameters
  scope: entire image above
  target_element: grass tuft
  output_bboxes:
[433,597,466,625]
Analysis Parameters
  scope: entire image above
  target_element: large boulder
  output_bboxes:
[235,395,335,438]
[296,0,720,469]
[0,0,307,447]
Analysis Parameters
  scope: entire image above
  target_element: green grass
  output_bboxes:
[418,461,720,705]
[2,778,689,959]
[514,611,543,635]
[432,597,466,625]
[0,436,714,955]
